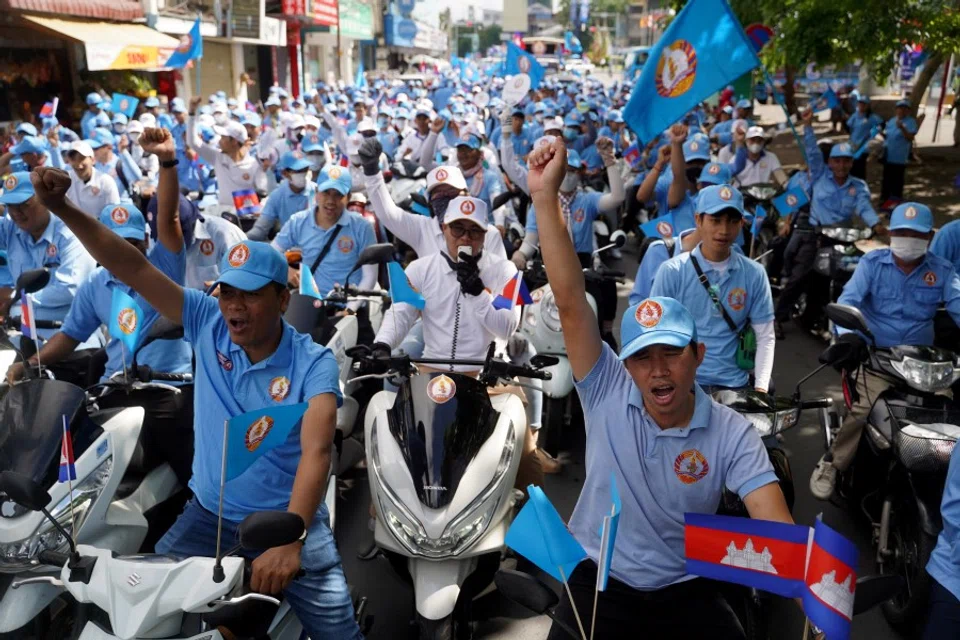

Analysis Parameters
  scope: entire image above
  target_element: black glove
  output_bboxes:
[358,138,383,176]
[370,341,392,361]
[455,253,485,297]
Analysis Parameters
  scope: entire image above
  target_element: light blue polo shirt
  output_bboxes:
[181,287,342,521]
[884,116,919,165]
[377,128,400,160]
[930,219,960,272]
[837,248,960,348]
[61,243,192,382]
[927,444,960,601]
[272,209,375,296]
[526,191,603,254]
[650,245,775,387]
[260,180,317,229]
[570,344,777,590]
[465,168,505,223]
[846,112,883,149]
[803,127,879,227]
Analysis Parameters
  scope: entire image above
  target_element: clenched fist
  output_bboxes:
[30,167,72,210]
[139,127,176,161]
[596,136,616,167]
[670,123,688,144]
[527,139,568,197]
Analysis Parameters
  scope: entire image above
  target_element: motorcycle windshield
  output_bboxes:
[0,380,88,487]
[387,373,499,509]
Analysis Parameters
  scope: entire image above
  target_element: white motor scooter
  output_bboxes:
[354,343,555,639]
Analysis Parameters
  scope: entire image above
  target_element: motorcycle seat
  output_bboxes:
[201,592,281,638]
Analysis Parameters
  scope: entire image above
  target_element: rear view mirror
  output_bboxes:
[146,317,184,341]
[818,340,856,366]
[16,269,49,295]
[354,243,395,268]
[0,471,51,512]
[610,230,627,248]
[825,303,872,340]
[238,511,305,550]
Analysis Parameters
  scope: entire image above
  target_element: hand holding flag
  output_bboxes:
[492,271,533,311]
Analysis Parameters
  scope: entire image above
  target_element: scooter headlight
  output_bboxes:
[540,292,563,333]
[740,409,799,438]
[0,456,113,572]
[891,356,960,392]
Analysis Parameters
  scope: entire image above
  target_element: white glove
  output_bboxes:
[500,109,513,137]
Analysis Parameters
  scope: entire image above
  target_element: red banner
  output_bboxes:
[312,0,338,26]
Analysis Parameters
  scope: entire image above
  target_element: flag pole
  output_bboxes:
[120,342,128,386]
[213,418,228,583]
[62,415,76,539]
[194,12,202,99]
[558,564,588,640]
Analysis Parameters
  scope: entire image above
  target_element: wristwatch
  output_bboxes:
[160,158,179,169]
[297,529,307,545]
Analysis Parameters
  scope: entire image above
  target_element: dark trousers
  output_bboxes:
[851,155,868,180]
[881,162,907,202]
[775,231,819,322]
[923,579,960,639]
[95,385,195,487]
[546,561,745,640]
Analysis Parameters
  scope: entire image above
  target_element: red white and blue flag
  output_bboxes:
[39,98,58,118]
[623,144,642,169]
[20,292,37,340]
[492,271,533,311]
[59,416,76,483]
[803,519,857,640]
[684,512,811,598]
[232,189,261,217]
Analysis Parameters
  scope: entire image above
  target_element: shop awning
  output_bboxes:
[2,0,143,21]
[21,15,179,71]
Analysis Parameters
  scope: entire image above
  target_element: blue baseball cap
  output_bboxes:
[16,123,38,136]
[456,133,483,150]
[216,241,288,292]
[301,134,326,153]
[606,109,624,123]
[11,136,46,156]
[698,162,732,186]
[566,149,583,169]
[316,165,352,195]
[736,99,752,110]
[857,95,870,104]
[171,102,188,114]
[240,111,262,127]
[144,97,160,108]
[86,92,103,106]
[89,130,114,149]
[99,204,147,240]
[890,202,933,233]
[830,142,854,158]
[896,99,910,108]
[697,184,745,216]
[682,138,710,162]
[0,172,35,205]
[619,297,699,361]
[278,150,311,172]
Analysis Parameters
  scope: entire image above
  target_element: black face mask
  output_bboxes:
[295,131,305,142]
[431,195,454,221]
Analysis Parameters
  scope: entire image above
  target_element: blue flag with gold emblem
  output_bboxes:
[622,0,760,144]
[387,261,425,310]
[164,17,203,69]
[225,403,309,481]
[109,288,143,354]
[505,43,545,89]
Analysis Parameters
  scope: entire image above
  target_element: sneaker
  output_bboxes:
[809,456,838,500]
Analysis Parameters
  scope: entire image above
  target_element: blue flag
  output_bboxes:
[111,93,139,119]
[596,474,622,591]
[564,31,583,54]
[505,43,545,89]
[225,403,309,481]
[165,17,203,69]
[109,288,143,355]
[751,204,767,236]
[813,87,840,112]
[853,125,880,159]
[387,261,425,310]
[300,263,324,300]
[803,519,858,640]
[772,186,810,216]
[355,60,367,88]
[506,485,587,583]
[622,0,760,144]
[640,213,677,239]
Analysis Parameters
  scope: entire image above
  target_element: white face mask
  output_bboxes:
[890,236,928,262]
[747,143,763,154]
[561,173,580,192]
[289,172,307,189]
[214,113,227,126]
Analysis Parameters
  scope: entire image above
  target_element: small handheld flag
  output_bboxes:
[803,519,858,640]
[355,60,367,88]
[20,291,37,340]
[387,261,425,310]
[224,403,309,481]
[639,213,676,240]
[812,87,840,112]
[595,475,622,592]
[492,271,533,311]
[623,144,642,169]
[506,485,587,584]
[772,186,810,216]
[751,204,767,236]
[164,17,204,69]
[39,98,58,119]
[232,189,262,217]
[745,24,774,52]
[111,93,139,119]
[853,125,880,159]
[109,288,143,355]
[300,263,324,300]
[59,416,77,483]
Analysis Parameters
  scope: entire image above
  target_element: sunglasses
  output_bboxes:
[448,223,486,240]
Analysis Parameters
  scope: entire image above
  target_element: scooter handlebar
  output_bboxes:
[38,550,70,567]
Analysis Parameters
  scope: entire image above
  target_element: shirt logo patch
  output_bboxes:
[116,308,138,335]
[328,167,342,179]
[785,194,798,207]
[657,221,674,237]
[337,236,355,253]
[655,40,697,98]
[91,187,100,196]
[573,208,585,223]
[111,206,129,225]
[217,350,234,371]
[674,449,710,485]
[727,287,747,311]
[435,168,448,182]
[719,186,733,201]
[905,206,918,219]
[636,299,663,328]
[242,173,251,181]
[227,243,250,267]
[924,270,937,286]
[245,416,274,452]
[427,374,457,404]
[46,244,58,257]
[269,376,291,402]
[847,186,856,196]
[199,239,215,256]
[460,199,476,215]
[3,175,17,191]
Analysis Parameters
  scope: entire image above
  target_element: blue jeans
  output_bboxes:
[923,578,960,639]
[157,497,363,640]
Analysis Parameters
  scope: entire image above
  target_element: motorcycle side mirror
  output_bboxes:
[825,303,874,342]
[610,229,627,248]
[146,317,184,341]
[0,471,51,512]
[531,354,560,369]
[494,570,581,640]
[853,574,905,616]
[354,243,395,268]
[238,511,305,550]
[16,269,50,295]
[818,340,856,366]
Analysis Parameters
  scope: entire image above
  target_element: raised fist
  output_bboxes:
[670,123,688,144]
[139,127,176,161]
[30,167,72,209]
[358,137,383,176]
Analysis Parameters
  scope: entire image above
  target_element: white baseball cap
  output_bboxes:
[357,118,377,134]
[214,120,249,143]
[444,196,488,230]
[746,125,765,140]
[126,120,144,135]
[543,116,564,133]
[346,133,363,156]
[426,166,468,194]
[303,115,321,129]
[139,113,157,128]
[69,141,94,158]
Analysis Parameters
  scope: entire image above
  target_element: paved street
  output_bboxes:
[333,240,907,640]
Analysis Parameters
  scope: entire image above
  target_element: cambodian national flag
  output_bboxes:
[622,0,760,144]
[232,189,261,217]
[39,98,58,118]
[493,271,533,311]
[772,185,810,216]
[59,416,76,483]
[20,291,37,340]
[803,519,857,640]
[623,143,642,169]
[640,212,676,239]
[684,513,811,598]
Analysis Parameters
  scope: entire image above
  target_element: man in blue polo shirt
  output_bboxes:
[27,153,363,639]
[924,445,960,638]
[248,151,317,241]
[651,184,776,393]
[6,202,195,485]
[524,139,793,639]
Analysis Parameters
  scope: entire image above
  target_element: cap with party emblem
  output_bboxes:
[216,241,288,291]
[444,196,488,230]
[10,136,47,157]
[697,184,745,216]
[426,166,468,193]
[99,204,146,240]
[830,142,854,158]
[890,202,933,233]
[619,297,699,361]
[0,172,34,205]
[316,165,352,195]
[682,138,710,162]
[278,151,311,172]
[698,162,732,186]
[456,133,483,150]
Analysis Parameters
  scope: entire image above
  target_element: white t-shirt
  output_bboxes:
[65,168,121,217]
[735,151,782,187]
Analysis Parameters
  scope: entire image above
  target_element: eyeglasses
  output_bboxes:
[448,223,486,240]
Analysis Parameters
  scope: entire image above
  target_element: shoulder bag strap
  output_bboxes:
[310,223,343,273]
[689,254,739,334]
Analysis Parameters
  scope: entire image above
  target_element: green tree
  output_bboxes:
[479,24,503,51]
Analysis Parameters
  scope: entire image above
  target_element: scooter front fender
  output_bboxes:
[409,557,477,621]
[0,573,61,633]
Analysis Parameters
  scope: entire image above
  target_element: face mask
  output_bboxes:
[289,172,307,189]
[431,195,455,221]
[535,114,544,123]
[128,133,141,146]
[378,117,389,128]
[214,114,227,126]
[113,125,125,134]
[308,154,325,171]
[747,143,763,154]
[890,236,928,262]
[397,119,407,129]
[563,127,578,142]
[561,173,580,192]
